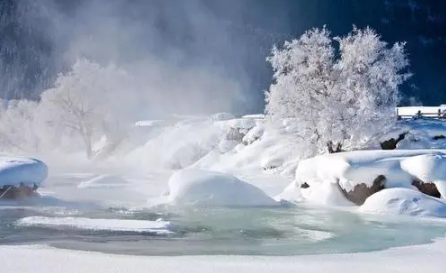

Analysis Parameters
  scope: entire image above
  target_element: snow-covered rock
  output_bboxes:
[0,156,48,187]
[167,169,280,207]
[359,188,446,217]
[288,150,446,206]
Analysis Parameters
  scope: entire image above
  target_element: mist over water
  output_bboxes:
[2,0,290,117]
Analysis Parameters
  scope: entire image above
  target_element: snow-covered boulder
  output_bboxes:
[359,188,446,217]
[0,157,47,187]
[167,169,280,207]
[0,156,47,199]
[290,150,446,206]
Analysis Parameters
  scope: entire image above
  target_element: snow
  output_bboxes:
[2,237,446,273]
[281,150,446,206]
[166,169,280,207]
[17,216,172,234]
[0,156,48,186]
[359,188,446,217]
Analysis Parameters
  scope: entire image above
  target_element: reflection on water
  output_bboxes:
[1,199,446,256]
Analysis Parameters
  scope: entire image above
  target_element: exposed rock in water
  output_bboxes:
[412,178,441,198]
[0,184,39,199]
[433,135,446,141]
[380,133,406,150]
[338,175,386,205]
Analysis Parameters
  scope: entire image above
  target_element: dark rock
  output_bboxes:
[300,182,310,189]
[0,184,38,199]
[380,133,406,150]
[412,178,441,198]
[433,135,446,141]
[327,141,343,154]
[338,175,386,205]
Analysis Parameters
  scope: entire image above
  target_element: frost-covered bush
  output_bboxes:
[265,26,411,154]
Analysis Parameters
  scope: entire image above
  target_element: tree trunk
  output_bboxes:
[327,141,343,154]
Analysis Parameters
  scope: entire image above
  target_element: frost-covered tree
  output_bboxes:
[265,26,411,153]
[0,99,43,153]
[39,59,135,158]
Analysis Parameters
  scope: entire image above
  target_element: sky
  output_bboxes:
[0,0,445,114]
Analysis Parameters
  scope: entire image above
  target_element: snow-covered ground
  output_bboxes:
[2,237,446,273]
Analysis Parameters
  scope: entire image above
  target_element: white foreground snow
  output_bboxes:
[17,216,172,234]
[166,169,280,207]
[0,156,48,186]
[2,237,446,273]
[359,188,446,217]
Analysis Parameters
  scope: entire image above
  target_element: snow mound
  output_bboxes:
[77,174,129,189]
[359,188,446,217]
[17,216,172,234]
[167,169,280,207]
[0,157,48,187]
[288,150,446,206]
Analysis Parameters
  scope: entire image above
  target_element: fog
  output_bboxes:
[12,0,286,118]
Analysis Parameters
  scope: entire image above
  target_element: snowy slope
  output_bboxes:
[117,115,446,177]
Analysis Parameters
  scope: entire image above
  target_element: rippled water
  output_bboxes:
[1,199,445,256]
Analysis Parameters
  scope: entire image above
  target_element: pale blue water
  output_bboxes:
[1,200,445,256]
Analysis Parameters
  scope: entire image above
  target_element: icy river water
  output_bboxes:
[1,170,446,256]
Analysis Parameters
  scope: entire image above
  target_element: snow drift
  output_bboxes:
[166,169,280,207]
[359,188,446,217]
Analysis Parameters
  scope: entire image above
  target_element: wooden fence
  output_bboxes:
[397,108,446,120]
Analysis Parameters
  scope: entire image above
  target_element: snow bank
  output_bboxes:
[167,169,280,207]
[77,174,129,189]
[359,188,446,217]
[0,157,48,186]
[123,115,302,174]
[283,150,446,206]
[17,216,172,234]
[123,115,446,176]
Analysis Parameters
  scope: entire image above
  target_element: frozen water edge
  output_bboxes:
[2,237,446,273]
[16,216,173,235]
